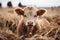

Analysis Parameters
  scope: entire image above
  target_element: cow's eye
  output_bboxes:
[34,15,37,17]
[24,15,27,17]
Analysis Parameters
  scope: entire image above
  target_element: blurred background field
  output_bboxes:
[0,0,60,40]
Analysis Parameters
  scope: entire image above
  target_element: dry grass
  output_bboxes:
[0,7,60,40]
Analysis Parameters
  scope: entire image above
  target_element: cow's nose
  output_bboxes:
[28,21,33,26]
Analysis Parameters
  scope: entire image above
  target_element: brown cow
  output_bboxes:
[15,6,50,37]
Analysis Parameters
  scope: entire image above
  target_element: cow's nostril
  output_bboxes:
[28,22,33,25]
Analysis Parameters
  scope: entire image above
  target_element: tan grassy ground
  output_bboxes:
[0,7,60,40]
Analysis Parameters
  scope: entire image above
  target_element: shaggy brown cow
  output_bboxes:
[15,6,50,37]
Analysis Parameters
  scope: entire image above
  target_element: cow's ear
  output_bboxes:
[37,9,47,16]
[15,8,24,15]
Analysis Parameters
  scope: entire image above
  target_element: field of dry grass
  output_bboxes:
[0,7,60,40]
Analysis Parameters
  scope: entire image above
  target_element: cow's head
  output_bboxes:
[15,7,47,27]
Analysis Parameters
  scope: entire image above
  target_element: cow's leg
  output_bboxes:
[17,16,24,36]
